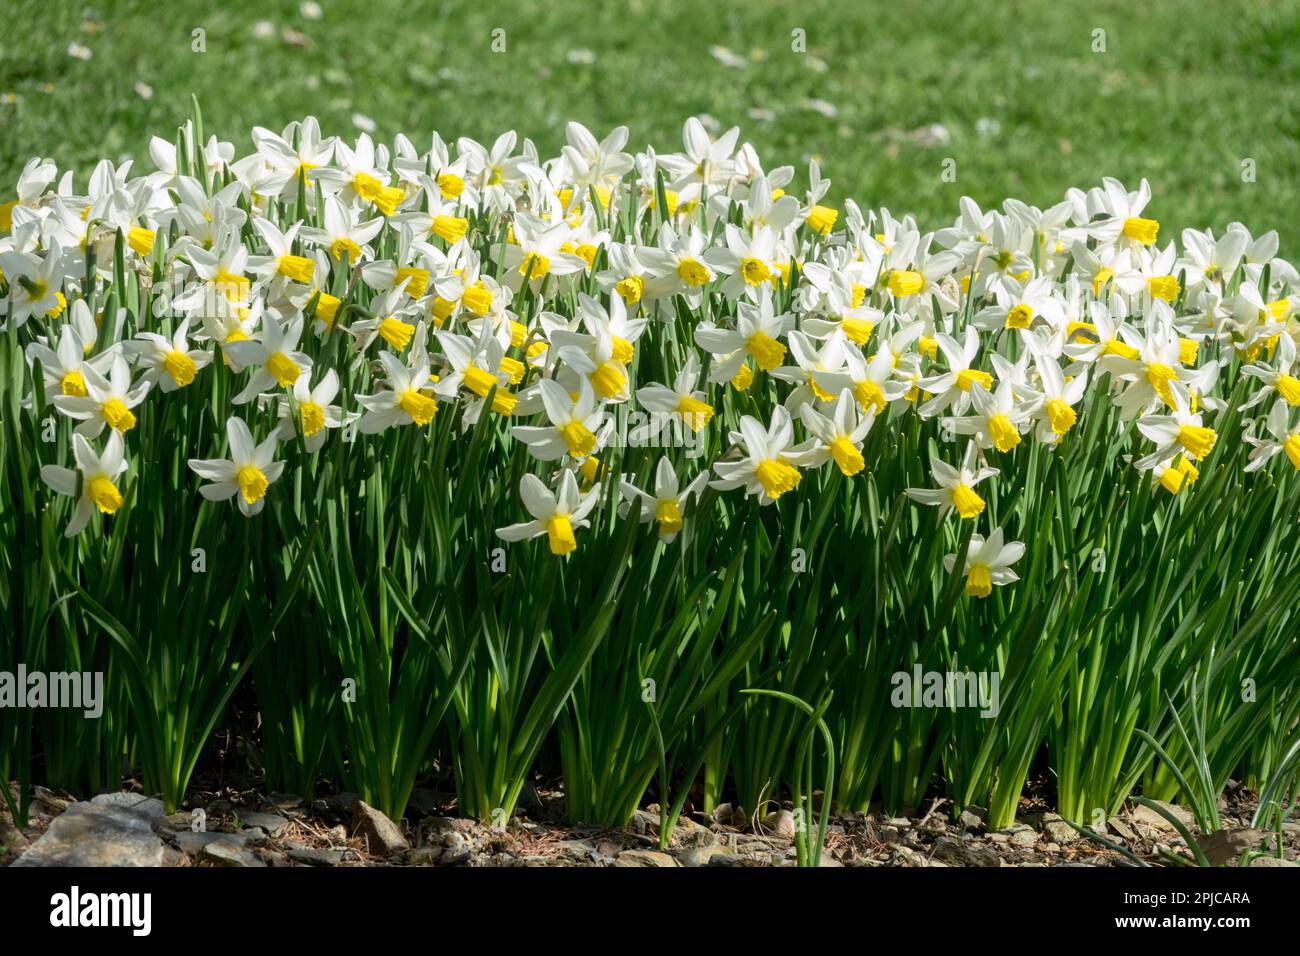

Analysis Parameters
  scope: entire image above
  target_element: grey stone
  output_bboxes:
[930,835,1001,867]
[678,844,729,867]
[1248,855,1299,867]
[234,810,292,837]
[200,841,266,867]
[709,802,745,827]
[351,800,410,855]
[14,802,165,867]
[958,809,986,831]
[1106,816,1137,841]
[1,820,28,855]
[1198,828,1265,867]
[999,824,1038,846]
[614,849,678,867]
[287,846,344,866]
[1037,813,1079,844]
[172,830,259,856]
[401,847,444,865]
[1130,800,1193,832]
[90,792,165,819]
[437,831,471,865]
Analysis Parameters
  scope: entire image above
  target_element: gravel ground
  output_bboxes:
[4,779,1296,867]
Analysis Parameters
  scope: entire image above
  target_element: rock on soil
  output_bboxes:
[13,800,165,867]
[350,800,410,855]
[234,810,293,837]
[614,849,678,867]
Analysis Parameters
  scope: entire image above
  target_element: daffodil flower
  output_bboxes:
[253,116,337,187]
[250,218,315,285]
[576,292,646,365]
[511,379,607,462]
[496,471,601,555]
[434,328,518,422]
[1150,454,1201,494]
[128,319,212,392]
[25,321,113,403]
[695,289,795,383]
[770,331,848,410]
[943,528,1024,598]
[0,239,69,326]
[798,389,876,476]
[302,194,383,265]
[40,431,128,537]
[552,327,631,404]
[814,341,911,417]
[657,116,740,191]
[917,327,995,417]
[943,379,1035,453]
[906,443,999,520]
[499,213,587,291]
[1085,177,1161,249]
[356,351,441,433]
[557,121,635,194]
[639,223,732,306]
[595,242,651,308]
[51,354,151,438]
[1029,356,1087,444]
[971,275,1064,336]
[710,406,815,505]
[310,132,406,215]
[1064,296,1143,367]
[272,369,356,451]
[460,130,534,214]
[389,177,470,248]
[1100,307,1190,418]
[1240,332,1300,410]
[1135,382,1217,471]
[1176,225,1249,292]
[635,354,715,433]
[347,283,422,354]
[800,272,884,347]
[1244,399,1300,473]
[713,223,781,299]
[225,314,313,404]
[187,417,284,517]
[619,457,709,543]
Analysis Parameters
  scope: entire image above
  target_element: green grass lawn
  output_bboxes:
[2,0,1299,246]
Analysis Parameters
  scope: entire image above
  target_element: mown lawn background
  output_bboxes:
[2,0,1299,247]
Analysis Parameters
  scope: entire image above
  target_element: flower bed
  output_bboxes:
[2,112,1298,843]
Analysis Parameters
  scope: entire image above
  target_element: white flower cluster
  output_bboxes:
[4,117,1298,594]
